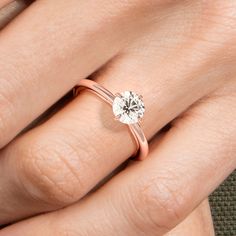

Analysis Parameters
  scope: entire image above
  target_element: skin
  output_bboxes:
[0,0,12,8]
[0,0,235,235]
[0,0,27,29]
[166,200,214,235]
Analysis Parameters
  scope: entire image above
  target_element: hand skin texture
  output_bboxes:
[157,200,214,236]
[0,0,235,235]
[0,0,28,30]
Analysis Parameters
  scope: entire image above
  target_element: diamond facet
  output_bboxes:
[112,91,145,124]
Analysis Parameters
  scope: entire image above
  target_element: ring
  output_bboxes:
[73,79,149,160]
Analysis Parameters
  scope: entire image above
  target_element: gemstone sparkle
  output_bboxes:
[112,91,145,124]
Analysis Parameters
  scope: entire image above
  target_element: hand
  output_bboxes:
[0,0,235,235]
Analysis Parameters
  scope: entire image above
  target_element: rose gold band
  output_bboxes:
[74,79,149,160]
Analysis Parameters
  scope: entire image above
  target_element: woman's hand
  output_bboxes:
[0,0,235,235]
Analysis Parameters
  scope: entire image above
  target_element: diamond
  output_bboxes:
[112,91,145,124]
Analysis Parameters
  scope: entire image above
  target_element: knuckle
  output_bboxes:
[130,172,185,233]
[18,137,87,206]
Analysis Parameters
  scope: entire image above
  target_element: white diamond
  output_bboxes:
[112,91,145,124]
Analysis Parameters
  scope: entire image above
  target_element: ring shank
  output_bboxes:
[74,79,149,160]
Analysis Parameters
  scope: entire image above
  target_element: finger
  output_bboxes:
[2,87,235,236]
[0,0,13,9]
[166,199,214,236]
[0,0,29,30]
[0,200,215,236]
[0,1,235,224]
[0,0,154,148]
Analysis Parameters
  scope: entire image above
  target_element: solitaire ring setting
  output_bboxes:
[74,79,149,160]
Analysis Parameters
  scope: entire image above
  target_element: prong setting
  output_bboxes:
[112,91,145,124]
